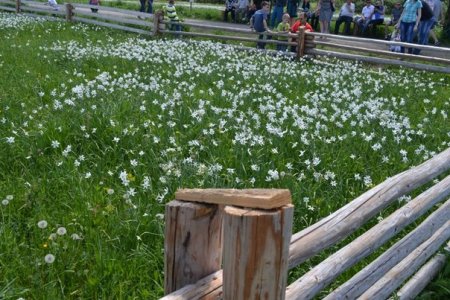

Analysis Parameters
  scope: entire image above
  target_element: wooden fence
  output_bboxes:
[2,0,450,73]
[161,147,450,299]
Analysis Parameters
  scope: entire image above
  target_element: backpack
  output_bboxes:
[420,0,433,21]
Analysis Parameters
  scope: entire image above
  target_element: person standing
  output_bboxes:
[429,0,444,45]
[139,0,153,14]
[270,0,288,28]
[316,0,334,33]
[396,0,422,53]
[237,0,249,22]
[224,0,238,22]
[250,1,271,49]
[287,0,300,23]
[334,0,355,35]
[413,0,434,54]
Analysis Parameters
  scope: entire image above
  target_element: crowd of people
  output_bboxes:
[232,0,445,52]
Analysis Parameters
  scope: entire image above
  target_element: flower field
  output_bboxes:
[0,12,449,299]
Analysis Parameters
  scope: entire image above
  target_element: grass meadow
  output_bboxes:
[0,12,449,299]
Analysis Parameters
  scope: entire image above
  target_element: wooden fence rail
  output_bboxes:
[2,0,450,73]
[161,147,450,299]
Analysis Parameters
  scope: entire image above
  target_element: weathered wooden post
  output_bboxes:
[65,3,74,22]
[164,199,223,294]
[223,204,293,300]
[15,0,20,13]
[152,11,163,36]
[164,188,293,299]
[297,26,306,59]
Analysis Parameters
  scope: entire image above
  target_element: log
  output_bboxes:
[288,147,450,269]
[358,220,450,300]
[0,5,15,12]
[222,205,293,300]
[306,49,450,74]
[160,270,223,300]
[72,16,152,35]
[176,188,291,209]
[396,254,446,300]
[161,148,450,299]
[19,6,66,16]
[285,176,450,300]
[297,26,306,58]
[73,2,153,19]
[71,10,151,27]
[306,32,450,54]
[164,200,223,294]
[314,41,450,65]
[325,197,450,299]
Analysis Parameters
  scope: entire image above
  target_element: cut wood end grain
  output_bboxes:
[175,188,292,209]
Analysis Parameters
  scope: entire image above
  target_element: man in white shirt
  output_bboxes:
[334,0,355,35]
[355,0,375,34]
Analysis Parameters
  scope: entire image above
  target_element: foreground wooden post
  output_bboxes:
[65,3,74,22]
[15,0,20,13]
[222,204,293,300]
[297,26,306,58]
[164,200,223,294]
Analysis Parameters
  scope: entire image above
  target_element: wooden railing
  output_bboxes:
[2,0,450,73]
[161,147,450,299]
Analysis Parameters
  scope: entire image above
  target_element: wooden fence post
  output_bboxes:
[222,204,293,300]
[297,26,306,59]
[153,11,163,36]
[65,3,74,22]
[164,200,223,294]
[15,0,20,13]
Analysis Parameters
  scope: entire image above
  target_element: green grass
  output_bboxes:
[0,12,449,299]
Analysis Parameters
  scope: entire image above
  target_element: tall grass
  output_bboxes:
[0,12,449,299]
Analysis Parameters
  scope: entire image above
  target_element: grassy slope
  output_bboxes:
[0,13,449,299]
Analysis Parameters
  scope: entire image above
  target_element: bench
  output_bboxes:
[160,147,450,299]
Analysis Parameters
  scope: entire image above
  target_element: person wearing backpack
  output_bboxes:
[413,0,434,54]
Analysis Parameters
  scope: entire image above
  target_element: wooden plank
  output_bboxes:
[306,48,450,74]
[161,148,450,299]
[72,10,152,27]
[285,175,450,300]
[19,6,66,16]
[160,30,295,47]
[0,5,15,11]
[160,270,223,300]
[164,200,223,294]
[175,188,291,209]
[358,221,450,300]
[396,254,446,300]
[73,16,151,35]
[306,32,450,54]
[314,41,450,65]
[288,147,450,269]
[0,0,14,4]
[325,198,450,299]
[222,205,293,300]
[72,2,153,19]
